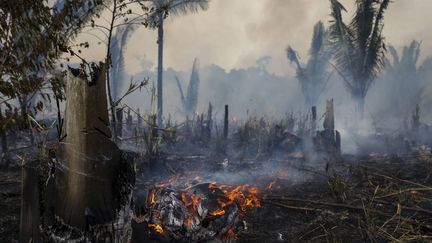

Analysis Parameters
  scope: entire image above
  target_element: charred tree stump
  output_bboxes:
[20,160,41,243]
[224,105,229,140]
[315,99,341,157]
[43,65,134,241]
[206,102,213,140]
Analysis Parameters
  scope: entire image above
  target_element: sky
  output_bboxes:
[76,0,432,76]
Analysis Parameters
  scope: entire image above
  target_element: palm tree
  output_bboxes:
[110,24,139,101]
[175,58,200,117]
[286,21,332,107]
[328,0,390,117]
[148,0,209,127]
[382,41,425,117]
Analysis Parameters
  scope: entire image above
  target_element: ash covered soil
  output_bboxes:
[0,169,21,243]
[1,153,432,242]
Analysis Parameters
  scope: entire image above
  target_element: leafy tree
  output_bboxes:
[328,0,390,117]
[286,21,332,107]
[147,0,209,127]
[0,0,105,138]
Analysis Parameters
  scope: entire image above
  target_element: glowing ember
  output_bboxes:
[210,209,225,216]
[140,180,266,241]
[148,223,164,233]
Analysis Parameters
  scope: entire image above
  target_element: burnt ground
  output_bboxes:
[2,152,432,242]
[0,169,21,243]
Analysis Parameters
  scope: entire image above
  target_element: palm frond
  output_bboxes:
[110,24,139,100]
[328,0,356,91]
[309,21,325,58]
[148,0,209,25]
[328,0,390,99]
[387,45,399,66]
[286,46,304,78]
[185,58,200,116]
[168,0,209,16]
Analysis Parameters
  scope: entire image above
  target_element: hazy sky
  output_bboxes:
[78,0,432,76]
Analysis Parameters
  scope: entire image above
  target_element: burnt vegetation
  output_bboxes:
[0,0,432,242]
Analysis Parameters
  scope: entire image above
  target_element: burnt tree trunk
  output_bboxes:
[224,105,228,140]
[47,65,133,241]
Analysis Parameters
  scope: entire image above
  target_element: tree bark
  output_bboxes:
[20,160,41,243]
[157,12,164,128]
[53,66,122,229]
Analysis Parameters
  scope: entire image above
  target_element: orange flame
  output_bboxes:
[181,192,202,213]
[209,183,261,216]
[148,223,164,233]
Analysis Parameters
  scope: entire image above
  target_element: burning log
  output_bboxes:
[133,182,261,242]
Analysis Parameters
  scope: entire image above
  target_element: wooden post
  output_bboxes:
[311,106,317,136]
[224,105,229,140]
[20,161,41,243]
[207,102,213,140]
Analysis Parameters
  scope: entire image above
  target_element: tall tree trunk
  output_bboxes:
[106,0,118,140]
[356,96,365,120]
[157,12,164,128]
[224,105,228,140]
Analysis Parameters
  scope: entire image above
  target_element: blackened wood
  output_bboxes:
[224,105,228,140]
[53,65,122,229]
[20,161,41,243]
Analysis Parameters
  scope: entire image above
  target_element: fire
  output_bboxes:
[209,183,262,215]
[181,192,202,212]
[148,223,164,233]
[210,209,226,216]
